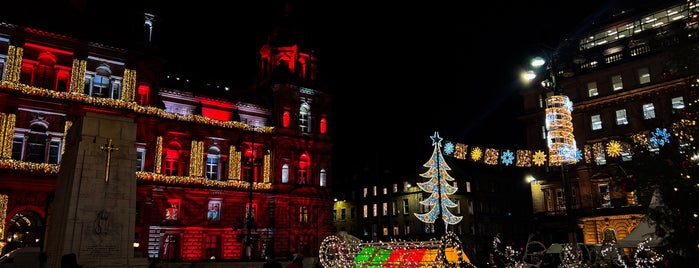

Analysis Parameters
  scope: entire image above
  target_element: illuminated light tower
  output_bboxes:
[524,54,578,244]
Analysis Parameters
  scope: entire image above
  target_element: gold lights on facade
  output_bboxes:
[545,95,577,166]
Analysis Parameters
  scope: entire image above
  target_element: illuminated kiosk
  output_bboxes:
[318,231,475,267]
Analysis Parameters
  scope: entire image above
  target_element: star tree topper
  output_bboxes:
[414,131,463,230]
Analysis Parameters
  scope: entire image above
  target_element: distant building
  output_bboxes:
[520,0,697,246]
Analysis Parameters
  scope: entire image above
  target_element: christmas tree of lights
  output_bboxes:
[414,131,463,232]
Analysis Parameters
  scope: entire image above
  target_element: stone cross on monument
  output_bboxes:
[100,138,119,183]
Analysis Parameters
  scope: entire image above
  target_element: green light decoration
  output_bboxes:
[414,131,463,230]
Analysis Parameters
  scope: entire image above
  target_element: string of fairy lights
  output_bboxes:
[318,231,474,267]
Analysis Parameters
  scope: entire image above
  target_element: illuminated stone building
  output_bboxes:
[0,3,333,265]
[520,0,698,246]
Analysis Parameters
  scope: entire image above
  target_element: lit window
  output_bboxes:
[363,205,368,218]
[319,169,326,187]
[373,186,377,196]
[591,115,602,130]
[403,199,409,214]
[372,203,377,217]
[672,96,685,109]
[637,67,650,84]
[382,187,387,195]
[363,188,368,198]
[392,200,397,215]
[319,117,327,134]
[611,75,623,91]
[643,103,655,119]
[587,81,598,97]
[615,109,628,125]
[299,102,311,133]
[393,183,398,193]
[206,146,221,180]
[299,206,308,223]
[382,202,388,216]
[136,146,146,171]
[281,164,289,183]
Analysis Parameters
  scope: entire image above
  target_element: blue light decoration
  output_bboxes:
[650,127,671,148]
[414,131,463,230]
[443,141,455,156]
[501,150,515,166]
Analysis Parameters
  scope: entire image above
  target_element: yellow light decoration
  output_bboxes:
[69,59,86,93]
[62,121,72,155]
[154,136,162,174]
[545,95,577,166]
[5,45,22,82]
[121,69,137,102]
[484,148,499,165]
[0,194,8,241]
[1,114,16,159]
[263,153,271,183]
[453,144,467,160]
[0,159,59,174]
[0,81,275,133]
[189,140,204,177]
[229,146,241,180]
[533,150,547,166]
[470,147,482,162]
[136,171,272,191]
[606,140,623,157]
[516,150,532,167]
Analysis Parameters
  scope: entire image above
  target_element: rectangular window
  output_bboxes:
[612,75,623,91]
[382,202,388,216]
[392,200,397,215]
[587,81,598,97]
[403,199,409,214]
[372,204,377,217]
[393,183,398,193]
[382,187,387,195]
[205,235,220,260]
[643,103,656,119]
[363,205,368,218]
[638,67,650,84]
[542,125,547,140]
[48,138,61,164]
[404,223,411,235]
[616,109,628,125]
[373,186,377,196]
[403,182,410,192]
[166,199,180,220]
[672,96,685,109]
[136,146,146,171]
[455,199,461,214]
[591,115,602,130]
[207,200,221,221]
[363,188,368,198]
[393,224,399,236]
[299,206,309,223]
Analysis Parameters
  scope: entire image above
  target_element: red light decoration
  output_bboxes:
[283,111,290,127]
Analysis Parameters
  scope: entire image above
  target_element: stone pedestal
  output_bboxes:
[45,112,147,268]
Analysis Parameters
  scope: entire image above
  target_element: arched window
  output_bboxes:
[282,163,289,183]
[206,146,221,180]
[299,102,311,133]
[320,117,327,134]
[25,120,48,163]
[298,153,310,184]
[283,111,291,128]
[164,142,181,176]
[319,169,326,187]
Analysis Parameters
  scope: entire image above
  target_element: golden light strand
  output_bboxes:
[5,45,22,82]
[229,146,241,180]
[263,152,271,183]
[154,136,162,174]
[69,59,86,93]
[121,69,137,102]
[189,140,204,177]
[62,121,72,155]
[1,114,15,159]
[0,194,7,245]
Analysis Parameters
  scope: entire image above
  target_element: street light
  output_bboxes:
[523,54,579,244]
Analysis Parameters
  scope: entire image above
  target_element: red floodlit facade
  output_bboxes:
[0,5,334,264]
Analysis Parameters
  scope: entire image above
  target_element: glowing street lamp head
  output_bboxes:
[531,56,546,68]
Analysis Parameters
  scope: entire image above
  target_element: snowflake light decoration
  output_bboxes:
[533,150,547,166]
[470,147,483,162]
[500,150,515,166]
[606,140,623,157]
[443,141,455,156]
[575,148,583,162]
[649,128,671,148]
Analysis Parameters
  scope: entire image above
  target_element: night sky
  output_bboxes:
[2,0,625,178]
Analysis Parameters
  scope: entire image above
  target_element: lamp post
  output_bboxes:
[245,126,257,260]
[524,54,578,244]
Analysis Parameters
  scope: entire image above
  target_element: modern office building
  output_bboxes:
[520,0,698,252]
[0,3,333,266]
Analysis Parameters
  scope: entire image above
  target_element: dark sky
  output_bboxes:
[2,0,618,178]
